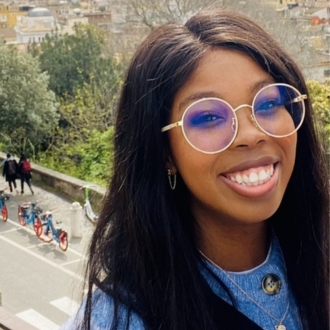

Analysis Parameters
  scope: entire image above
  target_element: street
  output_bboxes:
[0,178,95,329]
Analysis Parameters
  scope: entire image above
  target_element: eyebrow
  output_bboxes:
[178,78,275,112]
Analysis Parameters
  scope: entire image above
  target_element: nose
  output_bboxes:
[230,106,269,149]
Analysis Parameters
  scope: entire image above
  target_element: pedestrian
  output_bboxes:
[2,153,19,194]
[18,154,34,195]
[61,9,329,330]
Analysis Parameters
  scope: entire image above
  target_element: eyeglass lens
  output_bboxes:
[182,84,304,153]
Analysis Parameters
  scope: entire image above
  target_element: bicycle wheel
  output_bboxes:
[59,232,68,252]
[2,204,8,222]
[34,216,41,235]
[18,206,26,226]
[36,224,43,237]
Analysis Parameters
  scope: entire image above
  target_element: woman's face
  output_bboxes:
[167,49,297,227]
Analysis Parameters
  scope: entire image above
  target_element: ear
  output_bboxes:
[165,156,177,175]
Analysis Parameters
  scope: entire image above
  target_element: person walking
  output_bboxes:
[18,154,34,195]
[3,153,19,194]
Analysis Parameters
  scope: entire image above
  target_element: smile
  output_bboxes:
[225,164,275,187]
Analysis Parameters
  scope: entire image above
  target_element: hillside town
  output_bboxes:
[0,0,329,82]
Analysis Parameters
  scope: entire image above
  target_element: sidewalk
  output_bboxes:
[1,176,96,256]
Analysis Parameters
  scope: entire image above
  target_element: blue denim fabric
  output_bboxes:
[61,236,302,330]
[200,235,302,330]
[60,291,145,330]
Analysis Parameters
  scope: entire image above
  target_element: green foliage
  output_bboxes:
[46,79,121,185]
[0,43,58,156]
[58,84,105,142]
[26,24,126,185]
[35,25,113,98]
[38,127,114,186]
[306,80,330,152]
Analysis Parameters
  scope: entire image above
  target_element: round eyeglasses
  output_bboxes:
[161,83,307,154]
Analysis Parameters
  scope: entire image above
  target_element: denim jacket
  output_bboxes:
[61,236,302,330]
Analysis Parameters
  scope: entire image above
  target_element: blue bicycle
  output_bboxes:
[0,189,9,222]
[18,200,43,234]
[38,209,68,252]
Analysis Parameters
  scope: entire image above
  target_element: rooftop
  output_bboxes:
[27,7,52,17]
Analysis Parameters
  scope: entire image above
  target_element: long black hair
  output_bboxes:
[82,9,329,330]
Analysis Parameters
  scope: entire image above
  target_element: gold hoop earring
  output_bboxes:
[167,169,176,190]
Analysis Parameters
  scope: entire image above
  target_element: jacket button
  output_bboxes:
[262,274,281,294]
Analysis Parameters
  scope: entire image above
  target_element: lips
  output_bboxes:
[220,157,280,198]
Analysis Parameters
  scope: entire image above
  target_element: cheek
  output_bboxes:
[169,129,193,164]
[281,134,297,158]
[279,134,297,177]
[168,130,188,162]
[168,130,215,177]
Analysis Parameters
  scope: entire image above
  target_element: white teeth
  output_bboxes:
[259,170,268,181]
[249,172,258,183]
[235,174,243,184]
[243,174,249,184]
[228,164,275,186]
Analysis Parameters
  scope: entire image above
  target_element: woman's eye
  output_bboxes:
[255,97,283,115]
[189,111,226,127]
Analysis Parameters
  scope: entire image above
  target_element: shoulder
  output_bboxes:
[60,289,146,330]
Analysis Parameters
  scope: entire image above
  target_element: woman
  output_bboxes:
[2,153,19,194]
[18,154,34,195]
[64,9,329,330]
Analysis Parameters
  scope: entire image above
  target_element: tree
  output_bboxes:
[306,80,330,152]
[27,24,125,181]
[38,126,114,186]
[36,25,110,98]
[121,0,216,29]
[33,24,125,125]
[0,44,58,155]
[222,0,317,67]
[121,0,316,69]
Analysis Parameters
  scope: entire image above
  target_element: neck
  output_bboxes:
[197,220,270,272]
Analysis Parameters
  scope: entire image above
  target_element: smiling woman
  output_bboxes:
[166,50,298,224]
[61,9,329,330]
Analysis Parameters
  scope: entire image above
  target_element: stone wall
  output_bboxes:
[0,152,106,210]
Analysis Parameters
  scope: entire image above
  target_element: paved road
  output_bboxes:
[0,177,97,329]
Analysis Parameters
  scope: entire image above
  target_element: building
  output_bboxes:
[15,7,56,44]
[0,3,28,29]
[287,3,330,82]
[57,8,89,35]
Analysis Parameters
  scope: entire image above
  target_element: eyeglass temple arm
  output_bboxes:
[284,94,307,107]
[292,94,307,103]
[161,121,182,132]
